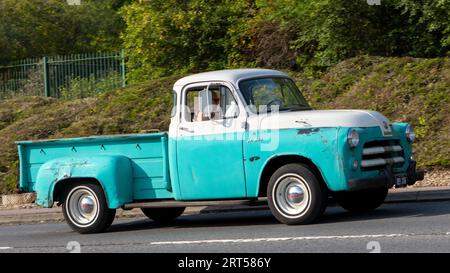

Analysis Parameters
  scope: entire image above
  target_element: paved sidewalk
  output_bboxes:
[1,186,449,225]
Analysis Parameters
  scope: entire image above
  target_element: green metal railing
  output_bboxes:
[0,51,126,99]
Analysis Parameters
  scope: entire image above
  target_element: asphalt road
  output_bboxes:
[1,200,450,253]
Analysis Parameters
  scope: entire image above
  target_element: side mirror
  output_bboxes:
[224,101,239,119]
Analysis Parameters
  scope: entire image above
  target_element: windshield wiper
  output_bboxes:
[279,105,312,111]
[256,104,311,114]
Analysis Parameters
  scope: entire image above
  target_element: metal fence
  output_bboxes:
[0,51,126,99]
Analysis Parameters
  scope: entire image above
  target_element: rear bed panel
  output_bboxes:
[17,133,173,202]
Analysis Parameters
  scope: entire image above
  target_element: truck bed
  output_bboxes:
[16,133,172,201]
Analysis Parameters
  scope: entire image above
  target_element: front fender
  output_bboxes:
[244,127,344,197]
[35,155,133,209]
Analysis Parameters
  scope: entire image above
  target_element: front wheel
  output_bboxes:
[62,183,116,234]
[267,163,327,225]
[141,207,186,224]
[333,187,388,213]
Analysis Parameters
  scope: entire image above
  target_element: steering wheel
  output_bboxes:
[265,98,283,111]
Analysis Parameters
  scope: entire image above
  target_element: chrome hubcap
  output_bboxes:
[80,196,95,214]
[67,187,99,226]
[287,185,304,204]
[274,174,311,217]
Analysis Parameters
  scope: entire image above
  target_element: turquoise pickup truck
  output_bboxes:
[17,69,424,233]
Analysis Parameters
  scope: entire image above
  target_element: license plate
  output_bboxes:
[395,175,408,187]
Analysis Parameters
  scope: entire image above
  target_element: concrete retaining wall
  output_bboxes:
[1,193,36,206]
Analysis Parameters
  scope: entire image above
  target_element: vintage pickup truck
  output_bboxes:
[17,69,424,233]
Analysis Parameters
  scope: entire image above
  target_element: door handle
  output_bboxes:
[179,127,195,133]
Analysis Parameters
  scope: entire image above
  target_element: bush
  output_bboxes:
[248,21,298,70]
[60,72,123,100]
[120,0,449,77]
[257,0,450,69]
[0,0,123,64]
[120,0,255,82]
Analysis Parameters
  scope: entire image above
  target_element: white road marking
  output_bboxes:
[0,247,12,250]
[151,234,406,245]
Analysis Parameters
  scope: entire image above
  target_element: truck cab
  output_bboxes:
[17,69,424,233]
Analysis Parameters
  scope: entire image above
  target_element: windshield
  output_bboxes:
[238,77,311,113]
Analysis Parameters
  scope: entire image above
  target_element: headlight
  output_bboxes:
[347,129,359,148]
[406,124,415,142]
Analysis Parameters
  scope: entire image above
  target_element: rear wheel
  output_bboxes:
[62,183,116,234]
[267,163,327,225]
[333,187,388,213]
[141,207,186,224]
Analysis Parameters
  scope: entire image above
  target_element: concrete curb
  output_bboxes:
[386,186,450,203]
[0,187,449,225]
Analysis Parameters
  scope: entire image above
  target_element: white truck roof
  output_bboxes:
[173,68,289,88]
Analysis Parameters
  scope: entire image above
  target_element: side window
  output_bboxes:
[184,85,239,122]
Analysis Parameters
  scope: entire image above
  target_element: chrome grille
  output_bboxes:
[361,139,405,171]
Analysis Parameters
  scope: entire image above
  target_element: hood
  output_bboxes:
[253,109,392,136]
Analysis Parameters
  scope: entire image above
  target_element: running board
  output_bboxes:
[122,198,268,209]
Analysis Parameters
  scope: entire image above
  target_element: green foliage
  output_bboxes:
[120,0,255,81]
[85,0,132,10]
[415,116,429,139]
[119,0,449,77]
[393,0,450,56]
[1,0,448,76]
[3,161,18,193]
[60,72,122,100]
[262,0,450,70]
[0,0,123,64]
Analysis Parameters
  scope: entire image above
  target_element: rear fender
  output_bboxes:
[34,155,133,209]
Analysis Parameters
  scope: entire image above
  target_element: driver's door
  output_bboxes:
[175,83,247,200]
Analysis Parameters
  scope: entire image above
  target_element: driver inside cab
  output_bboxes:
[195,91,221,121]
